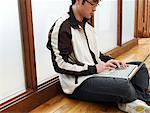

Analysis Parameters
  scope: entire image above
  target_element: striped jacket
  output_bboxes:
[47,6,112,94]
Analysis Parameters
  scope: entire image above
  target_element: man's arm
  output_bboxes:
[47,21,97,76]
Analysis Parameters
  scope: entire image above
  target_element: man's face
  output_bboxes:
[79,0,99,19]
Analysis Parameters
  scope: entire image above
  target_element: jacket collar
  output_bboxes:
[68,5,88,29]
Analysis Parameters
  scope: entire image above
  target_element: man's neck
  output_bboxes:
[72,5,83,22]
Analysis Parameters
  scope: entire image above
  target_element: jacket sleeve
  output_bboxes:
[47,21,97,76]
[99,52,114,62]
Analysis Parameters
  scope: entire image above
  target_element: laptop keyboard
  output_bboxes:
[100,64,138,78]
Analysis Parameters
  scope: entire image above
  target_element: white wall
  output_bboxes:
[0,0,26,104]
[122,0,135,44]
[94,0,118,53]
[31,0,71,85]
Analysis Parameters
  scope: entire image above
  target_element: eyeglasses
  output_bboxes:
[85,0,99,7]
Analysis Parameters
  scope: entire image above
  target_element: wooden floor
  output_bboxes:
[30,38,150,113]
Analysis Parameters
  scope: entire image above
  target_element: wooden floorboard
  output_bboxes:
[30,38,150,113]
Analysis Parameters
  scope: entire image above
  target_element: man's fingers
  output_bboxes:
[112,60,120,68]
[106,66,115,70]
[108,63,117,68]
[120,62,128,68]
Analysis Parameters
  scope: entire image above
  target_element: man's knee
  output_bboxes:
[118,80,137,102]
[124,87,137,102]
[136,63,149,80]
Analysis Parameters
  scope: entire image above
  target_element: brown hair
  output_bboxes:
[71,0,100,5]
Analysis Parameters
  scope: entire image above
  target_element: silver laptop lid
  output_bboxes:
[128,53,150,80]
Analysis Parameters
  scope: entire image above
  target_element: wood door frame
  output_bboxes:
[136,0,150,38]
[0,0,60,112]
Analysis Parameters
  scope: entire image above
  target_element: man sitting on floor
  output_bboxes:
[47,0,150,112]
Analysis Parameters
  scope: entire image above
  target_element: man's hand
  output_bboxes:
[96,61,108,73]
[96,60,128,74]
[106,59,128,69]
[96,61,117,73]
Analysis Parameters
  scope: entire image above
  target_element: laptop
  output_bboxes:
[97,53,150,80]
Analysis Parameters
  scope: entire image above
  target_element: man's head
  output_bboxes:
[71,0,100,20]
[71,0,99,5]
